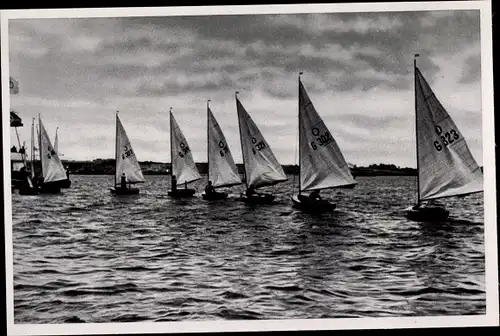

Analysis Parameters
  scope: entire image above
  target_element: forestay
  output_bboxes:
[115,115,145,184]
[299,80,356,191]
[39,119,66,183]
[208,107,241,188]
[170,111,201,185]
[236,97,287,189]
[415,66,483,201]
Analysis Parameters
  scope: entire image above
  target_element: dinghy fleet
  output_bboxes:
[11,55,484,221]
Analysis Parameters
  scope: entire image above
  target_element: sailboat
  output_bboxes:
[36,115,68,194]
[53,127,71,189]
[168,108,201,198]
[202,100,242,200]
[18,117,38,195]
[235,92,288,204]
[110,112,145,195]
[292,73,357,213]
[406,54,483,221]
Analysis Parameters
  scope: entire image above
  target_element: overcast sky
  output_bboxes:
[7,7,483,167]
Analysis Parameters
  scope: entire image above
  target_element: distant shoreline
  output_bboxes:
[59,159,421,177]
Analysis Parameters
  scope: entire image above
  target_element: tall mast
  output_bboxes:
[115,111,118,187]
[36,121,39,174]
[207,100,210,183]
[169,107,173,179]
[38,114,42,181]
[414,53,420,204]
[298,72,303,194]
[235,91,248,189]
[30,118,35,179]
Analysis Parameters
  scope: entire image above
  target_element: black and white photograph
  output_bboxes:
[2,1,498,335]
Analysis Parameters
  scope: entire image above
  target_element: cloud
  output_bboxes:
[7,8,483,168]
[460,54,481,84]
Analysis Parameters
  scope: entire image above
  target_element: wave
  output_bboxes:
[12,175,485,323]
[59,282,142,297]
[216,307,264,320]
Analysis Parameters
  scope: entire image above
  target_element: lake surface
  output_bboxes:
[10,175,485,323]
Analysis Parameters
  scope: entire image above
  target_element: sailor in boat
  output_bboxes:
[120,173,129,191]
[245,186,256,198]
[297,189,320,201]
[309,190,322,201]
[65,166,70,179]
[35,175,43,188]
[19,166,30,188]
[297,189,330,206]
[17,166,32,194]
[205,180,216,196]
[245,186,269,198]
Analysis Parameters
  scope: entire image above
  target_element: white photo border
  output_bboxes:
[2,1,498,335]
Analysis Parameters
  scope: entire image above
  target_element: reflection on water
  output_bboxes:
[11,175,485,323]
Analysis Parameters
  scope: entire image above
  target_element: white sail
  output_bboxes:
[299,80,356,191]
[115,114,145,184]
[236,97,287,189]
[208,106,241,188]
[39,118,66,183]
[170,111,201,185]
[415,66,483,201]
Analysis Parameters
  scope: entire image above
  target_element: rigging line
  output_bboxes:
[291,118,299,198]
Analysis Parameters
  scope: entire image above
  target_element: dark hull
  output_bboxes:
[168,189,196,198]
[239,194,275,205]
[11,171,26,189]
[110,187,140,195]
[291,195,336,213]
[11,179,25,190]
[59,179,71,188]
[406,205,449,222]
[38,182,61,194]
[202,192,228,201]
[18,186,39,195]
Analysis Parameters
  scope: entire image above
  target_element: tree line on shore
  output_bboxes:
[60,159,419,176]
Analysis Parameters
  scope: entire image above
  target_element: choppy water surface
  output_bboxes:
[11,175,485,323]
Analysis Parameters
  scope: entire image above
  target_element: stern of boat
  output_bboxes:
[168,189,196,198]
[292,194,336,213]
[406,205,449,222]
[202,192,228,201]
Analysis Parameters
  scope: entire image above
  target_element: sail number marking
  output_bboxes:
[122,145,134,160]
[219,140,229,157]
[433,125,459,152]
[178,141,191,158]
[310,127,332,150]
[251,137,266,155]
[47,146,56,159]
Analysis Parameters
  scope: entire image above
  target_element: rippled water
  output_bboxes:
[11,175,485,323]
